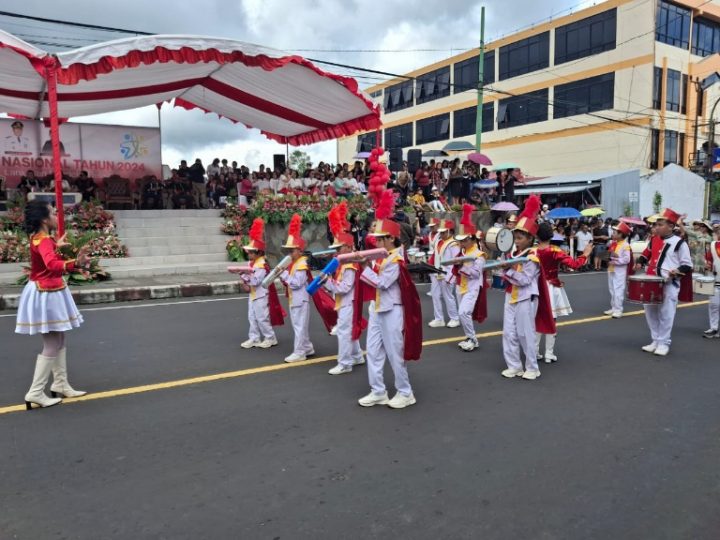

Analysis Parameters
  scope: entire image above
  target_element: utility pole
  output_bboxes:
[705,97,720,219]
[475,6,485,152]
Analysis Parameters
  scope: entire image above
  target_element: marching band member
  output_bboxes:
[325,202,365,375]
[358,190,422,409]
[534,222,593,362]
[703,226,720,338]
[426,218,440,297]
[453,205,487,352]
[16,201,89,409]
[603,222,633,319]
[499,195,555,380]
[635,208,692,356]
[429,219,460,328]
[240,218,285,349]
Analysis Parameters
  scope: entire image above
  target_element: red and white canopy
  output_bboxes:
[0,30,381,145]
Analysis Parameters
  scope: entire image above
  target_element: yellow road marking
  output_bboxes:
[1,300,709,416]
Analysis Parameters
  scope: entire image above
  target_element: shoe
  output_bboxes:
[501,368,524,378]
[654,345,669,356]
[257,338,278,348]
[284,353,307,363]
[458,339,470,349]
[387,392,416,409]
[522,370,541,380]
[428,319,446,328]
[305,348,315,357]
[426,291,432,297]
[703,329,718,338]
[459,339,478,352]
[447,319,460,328]
[25,354,62,410]
[611,312,623,319]
[328,364,352,375]
[603,309,614,316]
[352,356,366,365]
[50,348,86,398]
[641,343,657,353]
[329,325,337,336]
[358,391,390,407]
[544,352,558,363]
[241,339,260,349]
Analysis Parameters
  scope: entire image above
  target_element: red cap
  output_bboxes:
[370,218,401,238]
[330,232,355,248]
[437,219,455,232]
[514,194,541,237]
[658,208,680,225]
[428,217,441,228]
[615,222,632,236]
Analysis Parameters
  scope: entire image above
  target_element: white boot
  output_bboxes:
[50,348,87,398]
[25,354,62,409]
[535,332,543,360]
[544,334,558,363]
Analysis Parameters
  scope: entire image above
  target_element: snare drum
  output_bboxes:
[491,271,505,290]
[486,226,514,254]
[693,274,716,296]
[626,274,665,304]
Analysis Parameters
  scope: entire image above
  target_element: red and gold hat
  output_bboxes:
[243,218,266,251]
[282,213,306,249]
[657,208,680,225]
[614,222,632,237]
[428,217,441,228]
[328,201,354,248]
[437,219,455,232]
[514,194,541,237]
[454,204,476,240]
[370,189,400,238]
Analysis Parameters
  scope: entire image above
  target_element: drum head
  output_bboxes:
[496,228,514,253]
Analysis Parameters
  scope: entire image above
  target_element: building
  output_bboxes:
[337,0,720,178]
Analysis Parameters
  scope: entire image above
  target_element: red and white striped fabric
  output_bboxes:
[0,31,381,145]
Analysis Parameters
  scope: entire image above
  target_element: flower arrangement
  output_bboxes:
[66,200,116,231]
[221,204,249,235]
[0,205,24,232]
[226,236,249,262]
[0,230,29,263]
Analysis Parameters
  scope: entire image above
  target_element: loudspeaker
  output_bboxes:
[407,149,422,174]
[388,148,403,171]
[273,154,286,171]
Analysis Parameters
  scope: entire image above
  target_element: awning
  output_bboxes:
[515,183,600,195]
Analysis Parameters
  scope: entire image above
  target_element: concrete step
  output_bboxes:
[106,261,232,279]
[112,210,222,219]
[121,235,229,249]
[101,253,228,267]
[127,244,229,257]
[119,225,222,238]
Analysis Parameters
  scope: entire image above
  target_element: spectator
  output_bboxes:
[220,159,230,175]
[188,158,207,208]
[415,163,431,198]
[447,159,463,205]
[177,159,189,179]
[410,187,426,211]
[48,175,71,193]
[575,222,593,263]
[333,171,348,196]
[239,173,255,202]
[142,175,163,209]
[75,170,97,202]
[592,219,610,271]
[18,170,41,197]
[207,158,221,179]
[429,160,445,194]
[680,219,714,273]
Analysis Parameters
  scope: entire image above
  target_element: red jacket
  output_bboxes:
[535,245,587,287]
[29,233,76,291]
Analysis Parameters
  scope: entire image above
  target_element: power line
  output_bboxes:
[0,10,152,35]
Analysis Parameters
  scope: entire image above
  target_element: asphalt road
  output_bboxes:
[1,272,718,540]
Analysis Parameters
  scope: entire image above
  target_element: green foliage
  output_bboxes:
[653,191,663,214]
[289,150,311,175]
[226,237,248,262]
[623,202,633,217]
[711,182,720,211]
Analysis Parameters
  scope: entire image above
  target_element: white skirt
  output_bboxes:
[548,283,572,318]
[15,282,83,335]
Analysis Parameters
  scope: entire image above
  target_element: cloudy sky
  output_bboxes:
[1,0,602,169]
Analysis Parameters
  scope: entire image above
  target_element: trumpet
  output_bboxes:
[227,264,253,274]
[261,255,292,288]
[483,257,530,271]
[440,255,478,266]
[309,249,337,258]
[336,248,388,264]
[306,258,340,295]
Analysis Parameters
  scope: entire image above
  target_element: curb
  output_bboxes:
[0,281,243,311]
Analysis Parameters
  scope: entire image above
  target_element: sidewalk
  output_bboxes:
[0,272,243,311]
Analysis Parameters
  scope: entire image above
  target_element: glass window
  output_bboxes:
[498,89,549,129]
[555,8,616,65]
[453,103,494,138]
[499,32,550,80]
[384,80,414,113]
[692,17,720,56]
[416,113,450,145]
[650,129,660,169]
[553,73,615,118]
[663,130,685,165]
[652,67,688,114]
[416,66,451,105]
[369,90,382,98]
[656,1,690,49]
[356,132,382,153]
[384,123,413,149]
[652,67,662,110]
[666,68,681,112]
[453,51,495,94]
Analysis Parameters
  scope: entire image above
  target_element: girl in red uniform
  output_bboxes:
[15,201,89,409]
[534,222,593,362]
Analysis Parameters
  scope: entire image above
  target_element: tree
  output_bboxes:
[289,150,311,175]
[653,191,663,214]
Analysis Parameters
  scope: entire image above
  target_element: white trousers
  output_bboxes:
[644,283,680,347]
[709,287,720,330]
[608,271,626,313]
[366,305,412,396]
[290,303,313,355]
[456,289,479,340]
[248,297,276,342]
[503,296,539,372]
[336,304,363,367]
[430,276,458,322]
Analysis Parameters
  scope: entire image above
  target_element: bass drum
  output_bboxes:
[486,226,514,253]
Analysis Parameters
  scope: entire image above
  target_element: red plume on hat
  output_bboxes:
[515,194,541,236]
[329,201,353,248]
[455,203,477,238]
[244,217,266,251]
[283,213,305,249]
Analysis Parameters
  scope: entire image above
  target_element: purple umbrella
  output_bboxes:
[491,202,519,211]
[467,152,493,166]
[353,151,372,159]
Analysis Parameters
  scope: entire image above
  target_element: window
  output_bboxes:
[555,8,616,65]
[453,103,494,137]
[416,67,450,105]
[416,113,450,145]
[369,90,382,98]
[498,89,549,129]
[656,0,691,49]
[666,69,681,112]
[692,17,720,56]
[650,129,659,169]
[499,32,549,80]
[653,67,662,110]
[651,129,685,168]
[453,51,495,93]
[356,131,382,153]
[553,73,615,118]
[652,67,688,114]
[384,80,414,113]
[384,123,413,149]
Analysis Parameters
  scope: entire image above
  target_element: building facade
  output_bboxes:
[337,0,720,178]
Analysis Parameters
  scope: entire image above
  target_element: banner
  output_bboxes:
[0,118,161,188]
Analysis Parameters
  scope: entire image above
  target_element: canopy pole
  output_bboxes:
[45,62,65,236]
[475,6,485,152]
